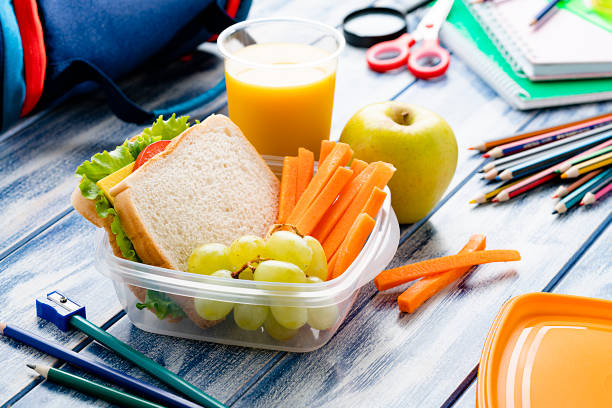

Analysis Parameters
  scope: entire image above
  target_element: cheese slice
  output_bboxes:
[97,162,134,205]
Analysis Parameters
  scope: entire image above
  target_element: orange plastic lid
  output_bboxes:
[477,293,612,408]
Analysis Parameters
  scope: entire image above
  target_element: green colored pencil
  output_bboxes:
[69,315,226,408]
[28,364,164,408]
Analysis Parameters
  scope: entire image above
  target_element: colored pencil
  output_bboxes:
[495,135,612,202]
[68,315,226,408]
[481,131,612,173]
[470,111,612,152]
[554,169,612,213]
[561,152,612,178]
[580,171,612,205]
[530,0,562,26]
[552,169,603,199]
[493,166,558,202]
[0,323,202,408]
[497,134,612,181]
[470,178,525,204]
[581,180,612,205]
[556,145,612,173]
[28,364,164,408]
[483,120,612,158]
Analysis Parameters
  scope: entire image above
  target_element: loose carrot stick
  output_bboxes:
[287,143,352,225]
[296,148,314,201]
[320,140,336,164]
[277,156,298,223]
[375,250,521,291]
[331,213,376,279]
[398,235,486,313]
[326,252,338,281]
[321,162,395,258]
[295,167,353,236]
[362,187,387,219]
[350,159,368,179]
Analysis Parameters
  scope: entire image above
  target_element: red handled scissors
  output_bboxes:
[365,0,454,79]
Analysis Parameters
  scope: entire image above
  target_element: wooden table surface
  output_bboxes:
[1,1,610,407]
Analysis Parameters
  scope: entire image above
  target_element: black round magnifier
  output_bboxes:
[342,0,433,48]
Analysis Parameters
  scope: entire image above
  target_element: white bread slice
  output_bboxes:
[72,114,280,330]
[111,114,280,271]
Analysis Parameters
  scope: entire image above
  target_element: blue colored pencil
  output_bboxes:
[553,168,612,214]
[530,0,562,26]
[498,132,612,180]
[0,322,202,408]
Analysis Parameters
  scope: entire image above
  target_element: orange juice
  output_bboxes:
[224,43,337,156]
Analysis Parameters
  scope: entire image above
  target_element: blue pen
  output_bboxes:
[530,0,562,26]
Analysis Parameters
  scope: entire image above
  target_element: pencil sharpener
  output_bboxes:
[36,291,86,332]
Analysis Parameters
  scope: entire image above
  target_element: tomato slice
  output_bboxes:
[133,140,171,171]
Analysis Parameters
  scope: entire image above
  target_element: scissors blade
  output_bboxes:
[413,0,454,40]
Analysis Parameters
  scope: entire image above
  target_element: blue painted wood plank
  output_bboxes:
[0,213,121,405]
[452,219,612,408]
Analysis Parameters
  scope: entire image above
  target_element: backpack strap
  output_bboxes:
[14,0,47,116]
[0,1,25,130]
[47,0,247,124]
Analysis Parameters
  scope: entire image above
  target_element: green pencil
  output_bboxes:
[69,315,226,408]
[28,364,164,408]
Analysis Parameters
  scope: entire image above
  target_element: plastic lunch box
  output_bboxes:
[94,156,400,352]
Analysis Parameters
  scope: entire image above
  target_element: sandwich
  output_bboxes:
[72,114,280,328]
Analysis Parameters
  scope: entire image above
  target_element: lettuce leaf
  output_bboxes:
[76,145,134,183]
[74,114,193,262]
[136,290,186,320]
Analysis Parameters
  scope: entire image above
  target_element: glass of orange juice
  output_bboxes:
[218,18,345,157]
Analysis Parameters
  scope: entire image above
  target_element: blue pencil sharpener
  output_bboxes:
[36,291,87,332]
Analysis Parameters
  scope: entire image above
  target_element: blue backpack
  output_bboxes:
[0,0,251,131]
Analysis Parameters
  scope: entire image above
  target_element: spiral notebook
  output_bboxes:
[468,0,612,80]
[439,0,612,110]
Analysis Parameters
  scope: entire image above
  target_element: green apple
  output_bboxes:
[340,101,457,223]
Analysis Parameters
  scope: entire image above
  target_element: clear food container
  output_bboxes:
[94,156,400,352]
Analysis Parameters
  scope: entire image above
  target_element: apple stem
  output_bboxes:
[401,111,411,125]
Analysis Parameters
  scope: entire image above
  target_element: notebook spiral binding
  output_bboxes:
[465,0,529,78]
[439,23,530,105]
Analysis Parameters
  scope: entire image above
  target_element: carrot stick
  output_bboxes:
[398,235,486,313]
[286,143,352,225]
[375,249,521,291]
[321,162,395,258]
[296,148,314,201]
[295,167,354,236]
[313,164,378,242]
[320,140,335,164]
[326,252,338,281]
[362,187,387,219]
[277,156,298,223]
[325,188,385,278]
[350,159,368,178]
[330,213,376,279]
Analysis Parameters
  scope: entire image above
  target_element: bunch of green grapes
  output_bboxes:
[187,231,339,337]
